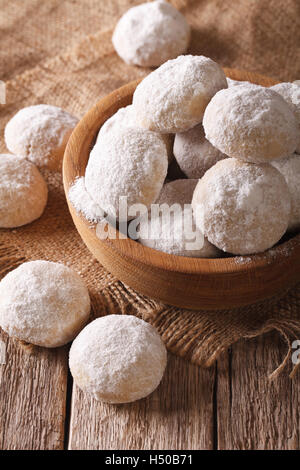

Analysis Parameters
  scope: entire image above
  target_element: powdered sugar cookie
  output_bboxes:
[272,153,300,231]
[85,127,168,220]
[203,86,299,163]
[0,260,90,347]
[98,105,174,162]
[5,105,78,171]
[0,153,48,228]
[192,158,291,255]
[139,179,219,257]
[133,55,227,133]
[271,82,300,152]
[112,0,190,67]
[69,315,167,403]
[173,124,226,179]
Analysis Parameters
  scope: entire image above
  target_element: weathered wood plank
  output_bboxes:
[68,353,215,450]
[0,332,68,450]
[217,332,300,450]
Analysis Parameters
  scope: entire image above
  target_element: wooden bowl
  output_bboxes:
[63,68,300,310]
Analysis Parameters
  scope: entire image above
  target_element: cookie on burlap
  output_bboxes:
[0,153,48,228]
[5,104,78,171]
[112,0,190,67]
[0,260,90,347]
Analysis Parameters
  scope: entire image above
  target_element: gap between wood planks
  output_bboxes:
[63,367,74,450]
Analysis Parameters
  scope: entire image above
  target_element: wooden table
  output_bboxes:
[0,329,299,450]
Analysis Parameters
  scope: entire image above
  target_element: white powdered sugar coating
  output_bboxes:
[192,158,291,255]
[173,123,226,179]
[226,77,253,87]
[203,85,299,163]
[271,82,300,122]
[234,256,253,265]
[5,104,78,171]
[98,105,137,138]
[97,105,174,162]
[133,55,227,133]
[68,176,104,223]
[0,153,48,228]
[0,260,90,348]
[271,82,300,152]
[112,0,190,67]
[85,127,168,220]
[69,315,167,403]
[139,179,219,258]
[272,153,300,231]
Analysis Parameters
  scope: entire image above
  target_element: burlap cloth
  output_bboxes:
[1,0,300,377]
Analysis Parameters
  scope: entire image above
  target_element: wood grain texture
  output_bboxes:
[63,69,300,311]
[0,331,68,450]
[217,332,300,450]
[68,354,215,450]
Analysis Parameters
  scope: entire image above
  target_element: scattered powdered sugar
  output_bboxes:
[267,243,293,260]
[69,315,167,403]
[133,55,227,133]
[192,158,291,255]
[68,176,104,223]
[4,104,78,169]
[234,237,297,265]
[203,85,299,163]
[112,0,190,67]
[173,123,226,178]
